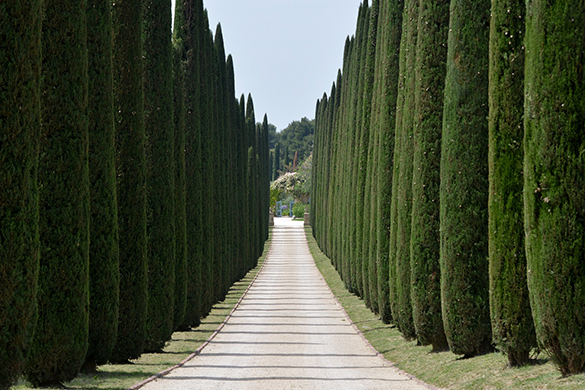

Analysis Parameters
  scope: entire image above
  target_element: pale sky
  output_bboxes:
[173,0,362,131]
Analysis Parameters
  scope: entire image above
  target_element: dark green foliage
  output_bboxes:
[110,0,148,362]
[275,118,314,167]
[283,144,290,168]
[409,0,449,352]
[488,0,535,366]
[180,0,204,329]
[348,2,370,298]
[0,1,41,387]
[390,0,418,340]
[85,0,120,367]
[374,0,403,324]
[273,142,281,180]
[25,0,90,384]
[523,0,585,376]
[358,0,379,310]
[144,0,176,352]
[439,0,491,357]
[172,43,187,331]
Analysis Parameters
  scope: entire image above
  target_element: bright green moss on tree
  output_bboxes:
[439,0,491,357]
[409,0,449,352]
[488,0,535,367]
[25,0,90,384]
[0,1,41,387]
[85,0,120,368]
[523,0,585,376]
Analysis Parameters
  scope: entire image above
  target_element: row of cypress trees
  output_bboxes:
[311,0,585,375]
[0,0,269,387]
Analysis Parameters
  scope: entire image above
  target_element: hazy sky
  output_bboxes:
[173,0,362,131]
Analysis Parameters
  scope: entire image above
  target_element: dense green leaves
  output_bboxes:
[409,0,449,352]
[0,1,41,387]
[25,0,90,384]
[85,0,120,367]
[144,0,176,353]
[110,0,148,363]
[488,0,535,366]
[523,0,585,376]
[439,0,491,357]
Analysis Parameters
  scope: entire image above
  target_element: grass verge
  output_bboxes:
[304,226,585,390]
[14,232,272,390]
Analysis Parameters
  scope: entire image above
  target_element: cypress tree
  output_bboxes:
[488,0,535,366]
[172,42,188,331]
[283,144,290,168]
[199,24,215,316]
[523,1,585,376]
[0,1,41,387]
[143,0,176,352]
[390,0,419,340]
[359,0,379,310]
[439,0,491,357]
[225,55,238,286]
[409,0,450,352]
[376,0,403,325]
[110,0,148,362]
[85,0,120,369]
[348,2,370,297]
[273,142,281,180]
[181,0,204,329]
[25,0,90,384]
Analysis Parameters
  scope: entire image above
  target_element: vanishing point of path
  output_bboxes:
[141,217,431,390]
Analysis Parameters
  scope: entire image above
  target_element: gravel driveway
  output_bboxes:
[140,217,431,390]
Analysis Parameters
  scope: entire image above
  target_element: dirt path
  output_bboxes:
[140,217,431,389]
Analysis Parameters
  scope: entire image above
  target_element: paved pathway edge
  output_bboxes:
[303,226,442,390]
[126,242,273,390]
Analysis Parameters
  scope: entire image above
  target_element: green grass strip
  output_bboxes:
[14,232,272,390]
[304,227,585,390]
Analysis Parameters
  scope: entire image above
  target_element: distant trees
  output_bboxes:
[272,117,314,180]
[312,0,585,374]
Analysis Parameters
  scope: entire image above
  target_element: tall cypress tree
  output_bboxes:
[25,0,90,384]
[172,42,188,331]
[390,0,419,340]
[143,0,176,352]
[376,0,403,325]
[110,0,148,362]
[409,0,450,352]
[359,0,379,310]
[273,142,281,180]
[488,0,535,367]
[85,0,120,369]
[0,1,41,387]
[181,0,204,329]
[523,0,585,376]
[348,2,370,297]
[439,0,491,357]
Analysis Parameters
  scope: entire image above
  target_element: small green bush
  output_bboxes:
[293,202,306,219]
